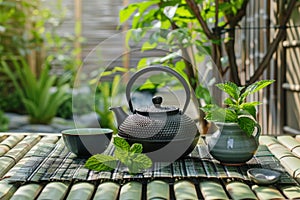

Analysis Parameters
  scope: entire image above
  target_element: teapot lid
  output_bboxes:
[135,96,179,115]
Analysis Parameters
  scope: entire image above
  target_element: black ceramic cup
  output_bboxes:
[62,128,113,158]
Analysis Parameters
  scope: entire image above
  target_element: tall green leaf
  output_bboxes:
[2,57,70,124]
[216,82,240,101]
[119,4,138,24]
[241,80,275,102]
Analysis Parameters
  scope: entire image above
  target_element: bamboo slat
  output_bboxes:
[0,135,25,151]
[147,180,169,200]
[36,182,69,200]
[268,143,294,159]
[0,157,16,177]
[296,135,300,142]
[278,135,300,150]
[0,134,25,156]
[0,146,10,157]
[174,180,198,200]
[260,136,300,183]
[5,135,41,161]
[226,181,257,200]
[252,185,285,200]
[66,182,94,200]
[4,136,58,181]
[259,136,280,146]
[199,180,229,200]
[93,182,120,200]
[280,157,300,178]
[119,181,142,200]
[277,135,300,157]
[0,180,18,200]
[10,183,43,200]
[0,135,7,143]
[280,185,300,199]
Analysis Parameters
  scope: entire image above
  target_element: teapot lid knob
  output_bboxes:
[152,96,163,107]
[135,95,178,114]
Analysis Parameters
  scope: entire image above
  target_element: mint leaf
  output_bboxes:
[216,82,240,101]
[224,109,237,122]
[85,154,118,171]
[224,97,235,106]
[114,140,152,174]
[86,137,153,175]
[204,107,226,122]
[246,80,275,95]
[133,153,152,169]
[240,102,260,119]
[127,153,153,173]
[237,117,257,137]
[113,137,130,151]
[130,143,143,153]
[114,147,129,163]
[240,80,274,102]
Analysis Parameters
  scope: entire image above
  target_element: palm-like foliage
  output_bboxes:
[1,58,70,124]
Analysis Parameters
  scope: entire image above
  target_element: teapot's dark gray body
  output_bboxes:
[110,66,199,161]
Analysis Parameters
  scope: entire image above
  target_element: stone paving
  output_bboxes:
[4,112,99,133]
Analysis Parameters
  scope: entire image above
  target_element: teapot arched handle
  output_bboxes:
[126,66,191,113]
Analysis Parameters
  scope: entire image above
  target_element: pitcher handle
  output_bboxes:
[126,65,191,113]
[253,123,261,141]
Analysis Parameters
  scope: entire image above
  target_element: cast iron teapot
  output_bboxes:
[110,66,198,142]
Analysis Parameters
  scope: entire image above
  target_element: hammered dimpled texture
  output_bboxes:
[118,113,197,140]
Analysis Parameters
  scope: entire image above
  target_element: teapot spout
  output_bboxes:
[109,106,128,127]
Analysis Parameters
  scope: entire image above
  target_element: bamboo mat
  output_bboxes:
[1,135,297,185]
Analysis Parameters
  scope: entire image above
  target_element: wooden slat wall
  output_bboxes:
[282,3,300,135]
[236,0,277,135]
[235,0,300,135]
[46,0,299,135]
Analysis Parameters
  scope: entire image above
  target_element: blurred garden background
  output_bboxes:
[0,0,300,135]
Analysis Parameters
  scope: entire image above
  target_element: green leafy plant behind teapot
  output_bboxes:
[201,80,275,136]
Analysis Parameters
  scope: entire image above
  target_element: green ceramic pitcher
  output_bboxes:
[207,122,261,165]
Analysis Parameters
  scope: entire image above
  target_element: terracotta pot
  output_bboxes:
[207,122,261,165]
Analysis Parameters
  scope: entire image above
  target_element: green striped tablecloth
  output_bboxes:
[3,136,297,185]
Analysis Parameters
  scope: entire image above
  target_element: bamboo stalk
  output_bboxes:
[74,0,82,66]
[122,0,130,83]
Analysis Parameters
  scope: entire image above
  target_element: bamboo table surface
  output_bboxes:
[0,132,299,200]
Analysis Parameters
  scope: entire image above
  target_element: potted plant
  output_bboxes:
[200,80,274,165]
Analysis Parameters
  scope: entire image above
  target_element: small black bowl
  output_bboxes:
[62,128,113,158]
